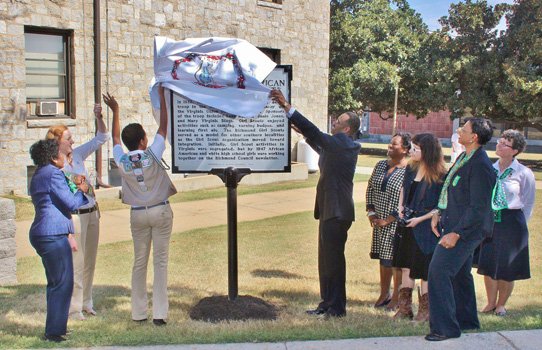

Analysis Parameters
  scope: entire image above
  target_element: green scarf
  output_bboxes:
[65,174,78,193]
[438,149,477,210]
[491,167,513,222]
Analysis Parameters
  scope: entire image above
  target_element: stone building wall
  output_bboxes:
[0,0,330,195]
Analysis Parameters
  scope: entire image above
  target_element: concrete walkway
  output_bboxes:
[42,329,542,350]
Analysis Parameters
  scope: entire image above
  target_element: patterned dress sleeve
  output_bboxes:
[366,161,381,211]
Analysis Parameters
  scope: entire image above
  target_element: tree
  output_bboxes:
[437,0,511,120]
[329,0,440,117]
[496,0,542,131]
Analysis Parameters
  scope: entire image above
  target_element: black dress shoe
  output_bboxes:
[424,333,460,341]
[374,297,392,308]
[43,334,67,342]
[153,318,167,326]
[306,308,326,316]
[133,318,147,323]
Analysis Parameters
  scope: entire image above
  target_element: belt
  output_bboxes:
[131,200,170,211]
[72,205,98,215]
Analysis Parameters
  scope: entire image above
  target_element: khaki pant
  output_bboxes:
[70,209,100,314]
[130,203,173,320]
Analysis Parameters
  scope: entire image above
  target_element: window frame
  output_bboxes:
[258,47,281,64]
[24,26,74,119]
[257,0,283,9]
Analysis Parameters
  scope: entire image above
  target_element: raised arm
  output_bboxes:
[103,93,121,146]
[157,85,168,138]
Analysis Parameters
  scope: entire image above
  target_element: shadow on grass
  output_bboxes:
[0,284,133,347]
[348,298,379,308]
[261,289,318,303]
[250,269,306,279]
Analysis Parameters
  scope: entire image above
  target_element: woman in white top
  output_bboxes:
[46,104,109,320]
[477,130,536,316]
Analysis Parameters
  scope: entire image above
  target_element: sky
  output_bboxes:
[407,0,515,31]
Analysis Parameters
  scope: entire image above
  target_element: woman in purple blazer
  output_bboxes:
[29,139,88,343]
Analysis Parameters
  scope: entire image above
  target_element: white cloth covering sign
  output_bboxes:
[150,36,276,118]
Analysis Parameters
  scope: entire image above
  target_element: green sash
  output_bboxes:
[491,167,513,222]
[438,149,477,210]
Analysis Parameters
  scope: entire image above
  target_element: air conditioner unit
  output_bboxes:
[38,101,59,116]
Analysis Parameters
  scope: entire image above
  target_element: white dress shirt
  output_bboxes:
[493,158,536,221]
[63,132,109,209]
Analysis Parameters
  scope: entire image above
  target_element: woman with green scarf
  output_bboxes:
[424,118,496,342]
[477,130,535,317]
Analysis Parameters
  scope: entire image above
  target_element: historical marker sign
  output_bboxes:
[170,65,292,173]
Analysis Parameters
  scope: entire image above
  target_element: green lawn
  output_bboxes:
[1,191,541,348]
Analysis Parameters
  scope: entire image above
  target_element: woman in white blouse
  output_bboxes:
[477,130,536,316]
[46,104,109,320]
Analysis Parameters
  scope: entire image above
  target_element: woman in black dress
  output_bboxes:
[392,133,446,321]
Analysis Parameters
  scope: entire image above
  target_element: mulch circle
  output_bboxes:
[189,295,278,322]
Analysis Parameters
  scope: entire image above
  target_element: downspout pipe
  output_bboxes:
[94,0,108,188]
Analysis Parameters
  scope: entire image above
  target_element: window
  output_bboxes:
[24,27,73,117]
[258,48,281,64]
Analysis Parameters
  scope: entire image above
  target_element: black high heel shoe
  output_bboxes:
[374,296,392,308]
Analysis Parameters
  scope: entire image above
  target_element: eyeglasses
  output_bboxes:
[457,126,472,135]
[497,139,514,149]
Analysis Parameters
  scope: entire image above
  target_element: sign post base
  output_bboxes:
[210,167,251,301]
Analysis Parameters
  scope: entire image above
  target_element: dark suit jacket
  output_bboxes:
[29,164,88,237]
[402,166,443,255]
[440,147,496,241]
[291,111,360,222]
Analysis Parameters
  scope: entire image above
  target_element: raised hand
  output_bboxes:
[103,92,119,111]
[93,103,102,119]
[270,89,290,111]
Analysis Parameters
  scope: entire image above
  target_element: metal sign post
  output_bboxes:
[210,167,251,300]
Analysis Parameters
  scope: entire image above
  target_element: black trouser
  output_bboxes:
[317,218,351,316]
[428,237,482,337]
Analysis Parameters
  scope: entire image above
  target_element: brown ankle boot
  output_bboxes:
[393,287,413,320]
[414,291,429,322]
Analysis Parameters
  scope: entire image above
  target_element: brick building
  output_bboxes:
[0,0,330,195]
[367,111,454,139]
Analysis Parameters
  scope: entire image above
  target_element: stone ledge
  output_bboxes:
[27,117,77,128]
[257,0,283,10]
[0,256,17,286]
[0,219,15,240]
[0,238,15,259]
[0,197,15,221]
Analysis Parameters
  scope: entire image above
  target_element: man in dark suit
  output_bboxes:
[427,118,496,341]
[270,90,361,317]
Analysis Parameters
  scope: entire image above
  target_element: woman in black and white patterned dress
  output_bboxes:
[366,132,411,309]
